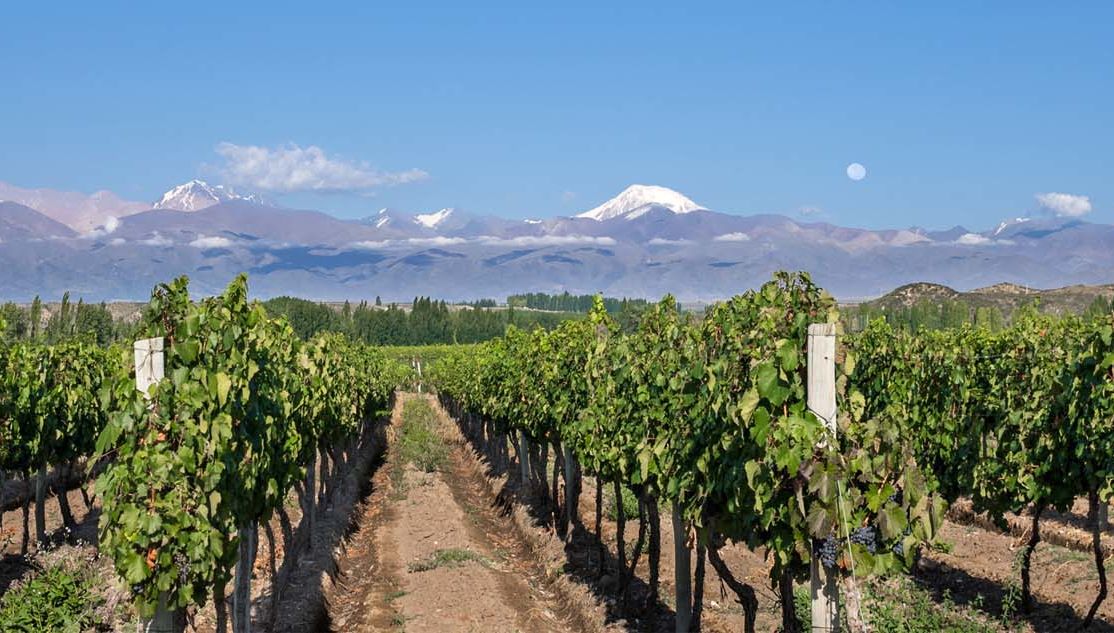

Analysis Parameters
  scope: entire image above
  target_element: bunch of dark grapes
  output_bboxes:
[175,552,192,583]
[891,525,913,558]
[814,537,839,570]
[849,526,878,554]
[887,488,903,505]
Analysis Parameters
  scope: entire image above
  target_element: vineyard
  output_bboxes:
[1,275,411,631]
[428,271,1114,632]
[0,270,1112,632]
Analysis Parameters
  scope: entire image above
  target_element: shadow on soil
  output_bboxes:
[0,482,101,595]
[441,396,1114,633]
[914,557,1114,633]
[444,397,676,633]
[261,412,390,633]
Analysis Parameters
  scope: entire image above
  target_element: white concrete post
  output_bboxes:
[134,337,164,397]
[135,337,184,633]
[808,323,840,633]
[145,593,185,633]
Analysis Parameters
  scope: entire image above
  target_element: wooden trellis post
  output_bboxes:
[519,433,531,486]
[673,507,693,632]
[234,523,257,633]
[808,323,840,633]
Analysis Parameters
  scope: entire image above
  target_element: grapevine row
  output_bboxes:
[429,272,946,632]
[0,340,110,548]
[1,274,412,628]
[849,312,1114,624]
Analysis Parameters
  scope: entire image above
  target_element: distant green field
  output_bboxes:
[380,343,477,367]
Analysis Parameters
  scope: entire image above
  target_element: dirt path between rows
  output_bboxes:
[323,392,581,633]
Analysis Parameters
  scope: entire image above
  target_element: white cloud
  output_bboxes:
[1036,192,1092,217]
[109,237,126,246]
[410,236,471,247]
[955,233,991,245]
[190,235,234,248]
[353,236,471,249]
[139,232,173,247]
[797,206,823,217]
[713,232,751,242]
[215,142,429,193]
[486,235,616,247]
[561,191,577,202]
[350,234,616,250]
[349,240,385,249]
[647,238,693,246]
[81,215,121,239]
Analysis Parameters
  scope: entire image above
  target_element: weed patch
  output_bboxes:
[397,399,449,473]
[407,548,489,573]
[0,564,104,632]
[605,484,639,522]
[792,577,1000,632]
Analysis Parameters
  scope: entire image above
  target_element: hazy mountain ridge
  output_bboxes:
[0,201,78,241]
[2,180,1113,302]
[0,181,149,233]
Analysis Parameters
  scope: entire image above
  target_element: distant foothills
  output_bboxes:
[2,282,1111,348]
[2,179,1114,302]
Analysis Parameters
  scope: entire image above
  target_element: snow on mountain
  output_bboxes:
[413,208,455,229]
[361,208,402,229]
[577,184,706,221]
[993,217,1030,236]
[374,208,393,228]
[152,180,265,212]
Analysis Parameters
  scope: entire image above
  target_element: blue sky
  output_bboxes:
[2,2,1111,229]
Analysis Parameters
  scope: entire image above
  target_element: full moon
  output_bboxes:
[846,163,867,181]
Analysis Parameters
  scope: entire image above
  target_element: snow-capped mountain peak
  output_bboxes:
[577,184,706,221]
[358,207,421,230]
[413,208,455,229]
[993,217,1030,236]
[152,180,265,212]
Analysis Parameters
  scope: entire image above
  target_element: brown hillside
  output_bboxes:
[858,282,1114,318]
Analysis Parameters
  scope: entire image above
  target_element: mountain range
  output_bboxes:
[1,180,1112,302]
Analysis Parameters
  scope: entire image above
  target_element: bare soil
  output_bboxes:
[917,521,1114,631]
[322,392,581,632]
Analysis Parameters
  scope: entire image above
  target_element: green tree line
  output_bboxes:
[507,291,648,313]
[261,296,581,345]
[1,293,138,345]
[843,294,1113,333]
